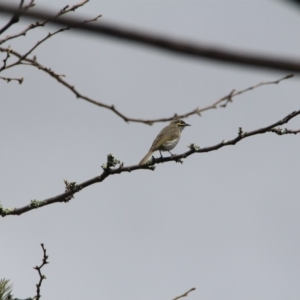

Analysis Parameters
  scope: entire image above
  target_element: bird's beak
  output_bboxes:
[185,123,191,126]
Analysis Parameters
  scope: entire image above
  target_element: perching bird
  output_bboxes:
[139,119,191,165]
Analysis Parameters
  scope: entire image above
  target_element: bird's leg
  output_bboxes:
[168,150,183,163]
[159,150,163,158]
[168,150,175,157]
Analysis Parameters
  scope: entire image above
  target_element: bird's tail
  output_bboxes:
[139,151,153,165]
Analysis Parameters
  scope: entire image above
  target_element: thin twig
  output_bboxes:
[186,74,294,116]
[33,243,49,300]
[1,48,11,70]
[3,14,101,70]
[1,109,299,217]
[173,288,196,300]
[0,76,23,83]
[0,0,88,45]
[0,4,300,72]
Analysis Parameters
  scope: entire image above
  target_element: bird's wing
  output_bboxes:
[150,126,179,151]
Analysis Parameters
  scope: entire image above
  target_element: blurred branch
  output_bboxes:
[285,0,300,7]
[0,0,25,35]
[0,4,300,73]
[1,109,300,217]
[0,44,293,124]
[173,288,196,300]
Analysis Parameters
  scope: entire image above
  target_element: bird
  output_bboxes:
[139,119,191,165]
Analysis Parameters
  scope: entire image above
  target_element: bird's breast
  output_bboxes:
[159,137,180,151]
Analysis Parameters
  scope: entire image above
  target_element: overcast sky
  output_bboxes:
[1,1,300,300]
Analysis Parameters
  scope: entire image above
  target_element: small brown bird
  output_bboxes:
[139,119,191,165]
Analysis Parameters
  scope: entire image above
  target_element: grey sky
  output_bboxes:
[1,1,300,300]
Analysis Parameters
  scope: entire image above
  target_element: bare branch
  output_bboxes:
[182,74,294,117]
[2,15,101,71]
[0,4,300,73]
[0,45,293,124]
[1,109,299,217]
[33,243,49,300]
[173,288,196,300]
[0,75,23,83]
[0,0,88,45]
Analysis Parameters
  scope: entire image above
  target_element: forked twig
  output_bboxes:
[0,0,88,45]
[33,243,49,300]
[2,14,101,71]
[0,76,23,83]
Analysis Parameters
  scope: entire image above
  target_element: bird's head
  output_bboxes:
[171,119,191,130]
[171,120,191,128]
